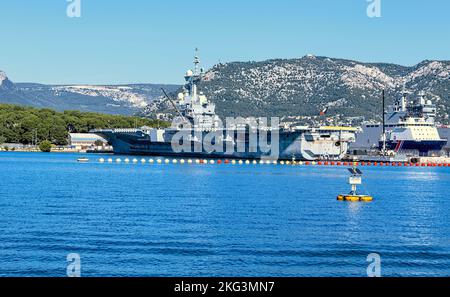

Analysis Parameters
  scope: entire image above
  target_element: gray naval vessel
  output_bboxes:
[93,52,357,161]
[351,91,448,157]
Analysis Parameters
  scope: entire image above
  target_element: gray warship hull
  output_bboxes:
[94,127,354,161]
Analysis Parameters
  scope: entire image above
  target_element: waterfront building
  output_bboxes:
[69,133,108,150]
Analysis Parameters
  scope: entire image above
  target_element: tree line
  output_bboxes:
[0,104,169,145]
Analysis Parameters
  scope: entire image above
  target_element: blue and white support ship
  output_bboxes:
[352,92,448,157]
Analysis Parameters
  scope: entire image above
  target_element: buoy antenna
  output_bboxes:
[337,166,373,202]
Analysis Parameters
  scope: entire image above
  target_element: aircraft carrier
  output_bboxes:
[92,52,357,161]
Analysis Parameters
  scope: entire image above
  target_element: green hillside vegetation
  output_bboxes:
[0,104,168,145]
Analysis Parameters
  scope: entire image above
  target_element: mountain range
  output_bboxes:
[2,56,449,124]
[0,70,179,115]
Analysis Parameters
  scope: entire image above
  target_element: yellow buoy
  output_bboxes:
[336,195,373,202]
[345,196,360,202]
[360,196,374,202]
[337,167,373,202]
[180,159,185,164]
[252,160,257,165]
[188,159,193,164]
[149,159,154,163]
[157,159,162,164]
[107,158,113,163]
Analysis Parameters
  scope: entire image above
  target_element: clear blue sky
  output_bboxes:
[0,0,449,85]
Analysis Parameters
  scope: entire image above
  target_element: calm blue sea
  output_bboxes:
[0,152,449,277]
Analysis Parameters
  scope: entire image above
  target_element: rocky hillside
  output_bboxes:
[206,56,450,123]
[0,71,179,115]
[0,71,14,90]
[147,56,450,125]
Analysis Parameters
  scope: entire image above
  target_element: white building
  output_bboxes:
[69,133,107,150]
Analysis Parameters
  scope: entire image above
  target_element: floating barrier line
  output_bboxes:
[94,158,450,168]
